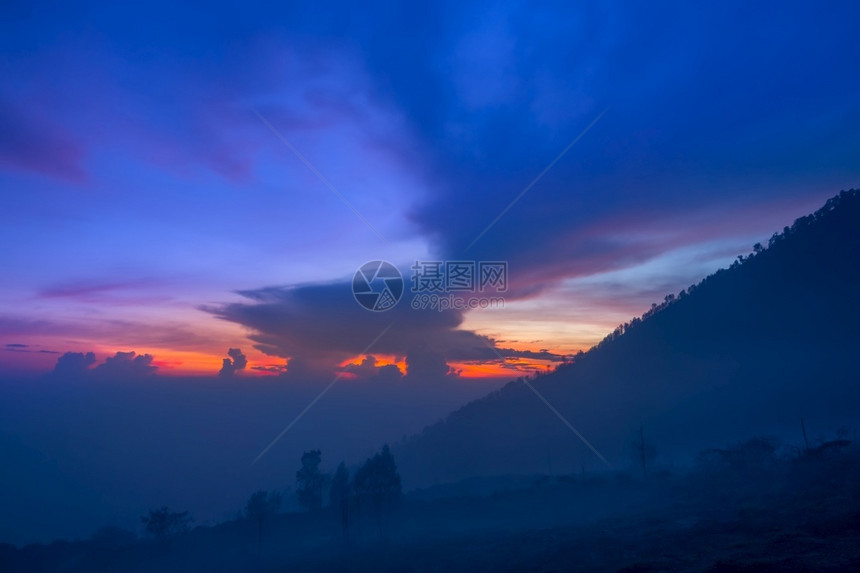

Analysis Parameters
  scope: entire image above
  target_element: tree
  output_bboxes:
[329,462,351,542]
[244,490,281,557]
[140,507,192,544]
[631,424,657,477]
[352,445,402,538]
[296,449,325,511]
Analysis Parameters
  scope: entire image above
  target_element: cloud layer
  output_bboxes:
[207,282,564,378]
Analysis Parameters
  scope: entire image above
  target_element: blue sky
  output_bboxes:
[1,0,859,377]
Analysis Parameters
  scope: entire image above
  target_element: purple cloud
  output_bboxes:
[94,351,157,379]
[0,99,88,182]
[50,351,157,379]
[52,351,97,377]
[218,348,248,377]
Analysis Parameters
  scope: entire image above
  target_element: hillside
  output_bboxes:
[395,190,860,486]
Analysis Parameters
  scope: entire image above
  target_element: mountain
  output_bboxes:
[395,189,860,486]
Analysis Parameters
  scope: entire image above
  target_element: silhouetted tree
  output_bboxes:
[329,462,351,543]
[353,445,401,538]
[631,424,657,477]
[141,507,192,545]
[244,490,281,557]
[296,449,325,511]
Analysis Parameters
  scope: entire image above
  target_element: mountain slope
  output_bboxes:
[395,190,860,486]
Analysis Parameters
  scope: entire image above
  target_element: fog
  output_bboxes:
[0,374,504,544]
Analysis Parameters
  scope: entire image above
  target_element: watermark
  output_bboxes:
[352,261,404,311]
[411,293,505,311]
[410,260,508,293]
[352,260,508,312]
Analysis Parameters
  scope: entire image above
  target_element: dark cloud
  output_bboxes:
[94,351,157,379]
[50,351,158,379]
[250,364,287,374]
[52,351,96,377]
[206,282,559,379]
[376,363,405,382]
[404,347,454,381]
[338,355,404,382]
[5,343,60,355]
[368,1,860,291]
[219,348,248,377]
[228,348,247,370]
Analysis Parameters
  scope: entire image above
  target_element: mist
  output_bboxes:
[0,373,504,544]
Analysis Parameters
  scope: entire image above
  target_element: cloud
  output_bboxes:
[219,348,248,377]
[52,351,97,377]
[404,347,454,381]
[1,14,424,192]
[250,364,287,374]
[38,279,164,303]
[374,1,860,293]
[338,355,404,382]
[50,351,157,379]
[0,98,88,182]
[4,1,859,382]
[94,351,157,379]
[5,343,61,355]
[0,314,227,357]
[206,282,561,380]
[228,348,247,370]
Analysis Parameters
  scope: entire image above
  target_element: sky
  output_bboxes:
[2,0,860,545]
[1,1,860,379]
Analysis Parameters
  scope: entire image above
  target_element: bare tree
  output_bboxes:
[632,423,657,477]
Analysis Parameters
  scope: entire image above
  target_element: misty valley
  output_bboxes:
[3,435,860,572]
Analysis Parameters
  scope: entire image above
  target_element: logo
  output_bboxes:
[352,260,404,312]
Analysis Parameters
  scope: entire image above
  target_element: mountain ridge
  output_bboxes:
[395,189,860,486]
